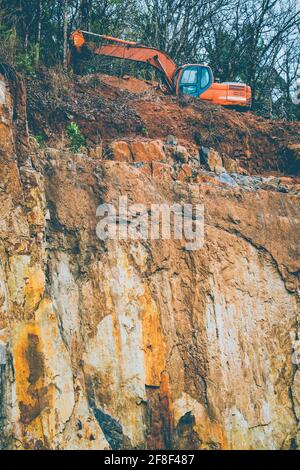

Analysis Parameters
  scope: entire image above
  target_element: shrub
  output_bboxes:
[33,133,46,147]
[16,48,37,76]
[67,122,85,152]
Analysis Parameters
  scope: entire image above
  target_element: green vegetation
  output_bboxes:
[33,133,46,146]
[67,122,86,153]
[140,126,148,136]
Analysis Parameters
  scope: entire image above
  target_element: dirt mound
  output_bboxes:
[27,70,300,175]
[99,74,158,93]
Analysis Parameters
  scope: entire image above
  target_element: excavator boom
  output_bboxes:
[88,43,177,89]
[70,29,177,89]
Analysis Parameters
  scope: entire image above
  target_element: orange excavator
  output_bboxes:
[70,29,252,108]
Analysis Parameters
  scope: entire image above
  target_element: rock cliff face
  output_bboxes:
[0,71,299,450]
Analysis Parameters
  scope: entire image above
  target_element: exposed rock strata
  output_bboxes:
[0,72,299,450]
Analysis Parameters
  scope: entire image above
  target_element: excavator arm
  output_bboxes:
[70,30,177,89]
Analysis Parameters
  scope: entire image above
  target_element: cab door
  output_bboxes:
[178,65,213,98]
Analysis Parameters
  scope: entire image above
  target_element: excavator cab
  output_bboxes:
[176,65,213,98]
[175,64,251,108]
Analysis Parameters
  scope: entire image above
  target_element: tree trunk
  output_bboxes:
[36,0,42,66]
[24,32,28,53]
[80,0,92,30]
[63,0,68,69]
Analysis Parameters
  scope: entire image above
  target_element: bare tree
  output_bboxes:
[80,0,92,30]
[63,0,69,69]
[35,0,42,65]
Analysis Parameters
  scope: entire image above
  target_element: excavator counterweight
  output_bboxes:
[69,29,252,108]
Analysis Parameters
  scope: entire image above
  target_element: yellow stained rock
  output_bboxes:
[12,298,75,449]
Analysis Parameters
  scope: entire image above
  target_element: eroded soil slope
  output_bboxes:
[27,70,300,175]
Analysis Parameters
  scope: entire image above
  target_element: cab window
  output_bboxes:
[200,68,210,88]
[180,69,198,84]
